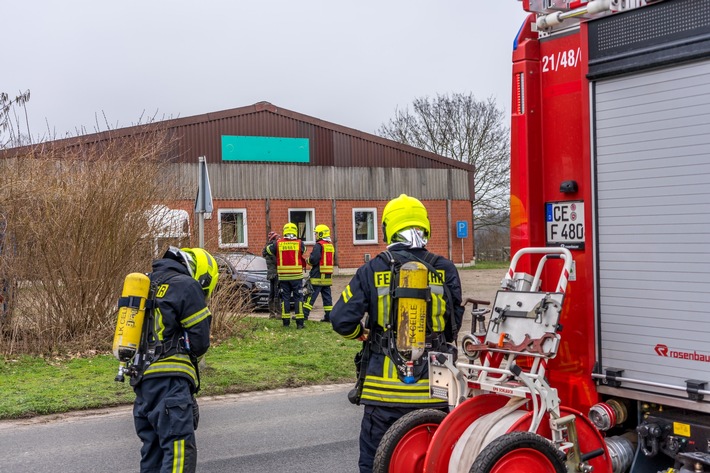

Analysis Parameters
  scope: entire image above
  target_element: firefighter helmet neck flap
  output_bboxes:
[382,194,430,247]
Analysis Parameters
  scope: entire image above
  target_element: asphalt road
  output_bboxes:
[0,268,505,473]
[0,384,361,473]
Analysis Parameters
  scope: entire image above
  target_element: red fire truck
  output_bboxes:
[374,1,710,472]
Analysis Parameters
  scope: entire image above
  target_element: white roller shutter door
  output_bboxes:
[595,59,710,398]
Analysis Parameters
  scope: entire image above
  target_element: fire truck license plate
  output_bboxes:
[546,201,584,249]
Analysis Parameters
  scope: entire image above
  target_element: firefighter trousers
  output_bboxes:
[358,405,422,473]
[303,284,332,320]
[279,279,303,319]
[134,376,197,473]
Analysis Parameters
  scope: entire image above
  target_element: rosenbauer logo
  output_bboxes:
[655,344,710,362]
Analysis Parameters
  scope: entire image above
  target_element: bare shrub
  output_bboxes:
[0,132,254,355]
[208,276,250,343]
[200,232,252,343]
[0,133,180,355]
[475,219,510,262]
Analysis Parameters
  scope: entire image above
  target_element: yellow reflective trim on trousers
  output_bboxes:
[181,307,211,328]
[310,276,332,285]
[341,285,353,303]
[173,439,184,473]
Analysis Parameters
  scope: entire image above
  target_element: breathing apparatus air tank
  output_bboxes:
[395,261,429,383]
[113,272,151,362]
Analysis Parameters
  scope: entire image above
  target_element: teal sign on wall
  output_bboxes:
[221,136,310,163]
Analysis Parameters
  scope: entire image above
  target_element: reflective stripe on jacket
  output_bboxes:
[140,258,212,390]
[274,238,305,280]
[318,241,334,274]
[360,354,445,405]
[308,240,335,286]
[143,353,198,385]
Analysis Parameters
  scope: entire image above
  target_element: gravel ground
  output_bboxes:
[264,267,506,334]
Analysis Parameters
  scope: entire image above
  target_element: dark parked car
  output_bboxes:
[214,253,270,311]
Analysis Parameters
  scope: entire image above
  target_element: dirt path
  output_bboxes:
[298,268,505,334]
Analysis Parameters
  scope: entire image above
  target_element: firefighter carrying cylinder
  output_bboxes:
[113,272,151,362]
[395,261,430,383]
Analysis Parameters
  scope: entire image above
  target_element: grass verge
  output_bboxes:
[0,265,505,420]
[0,317,360,420]
[462,261,509,270]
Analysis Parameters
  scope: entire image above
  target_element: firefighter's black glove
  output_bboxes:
[192,394,200,431]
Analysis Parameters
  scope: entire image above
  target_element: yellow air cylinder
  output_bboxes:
[113,272,151,362]
[396,261,429,363]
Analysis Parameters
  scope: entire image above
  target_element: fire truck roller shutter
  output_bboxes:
[593,58,710,401]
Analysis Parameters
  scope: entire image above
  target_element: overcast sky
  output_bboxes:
[5,1,529,141]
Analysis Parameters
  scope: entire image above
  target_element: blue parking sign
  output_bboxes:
[456,221,468,239]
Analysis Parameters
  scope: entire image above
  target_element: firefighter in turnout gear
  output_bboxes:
[303,224,335,322]
[262,231,281,318]
[266,223,307,328]
[330,194,464,473]
[132,246,218,473]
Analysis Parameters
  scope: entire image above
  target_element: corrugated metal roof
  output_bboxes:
[12,101,473,170]
[4,101,475,199]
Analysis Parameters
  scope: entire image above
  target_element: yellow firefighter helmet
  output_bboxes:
[314,224,330,239]
[381,194,430,244]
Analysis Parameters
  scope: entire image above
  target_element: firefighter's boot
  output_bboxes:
[320,312,331,323]
[296,319,305,329]
[282,316,291,327]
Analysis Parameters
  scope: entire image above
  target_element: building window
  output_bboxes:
[219,209,248,248]
[288,208,315,244]
[353,208,377,244]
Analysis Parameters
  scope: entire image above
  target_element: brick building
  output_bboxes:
[38,102,477,270]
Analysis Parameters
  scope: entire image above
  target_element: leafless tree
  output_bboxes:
[378,93,510,229]
[0,90,31,148]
